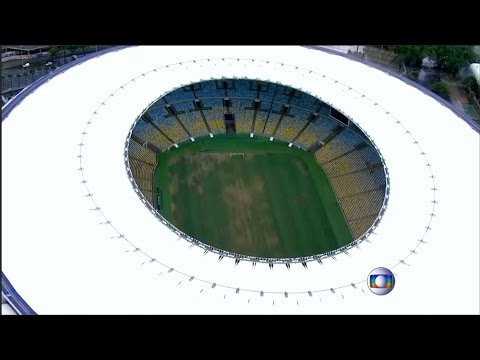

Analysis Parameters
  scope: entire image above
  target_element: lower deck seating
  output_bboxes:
[152,116,189,143]
[132,120,172,150]
[128,140,157,165]
[177,112,209,138]
[253,110,269,134]
[129,157,154,194]
[275,109,307,143]
[233,99,254,134]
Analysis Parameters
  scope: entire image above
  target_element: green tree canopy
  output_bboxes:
[427,46,476,74]
[430,82,450,100]
[49,45,84,58]
[392,45,427,66]
[48,46,61,57]
[393,46,476,74]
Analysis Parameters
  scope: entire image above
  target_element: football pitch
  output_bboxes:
[154,134,352,258]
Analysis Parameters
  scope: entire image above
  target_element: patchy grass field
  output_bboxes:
[154,135,352,258]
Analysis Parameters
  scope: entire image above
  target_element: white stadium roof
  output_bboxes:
[2,46,479,314]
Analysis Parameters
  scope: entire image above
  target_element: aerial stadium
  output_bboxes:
[2,46,479,314]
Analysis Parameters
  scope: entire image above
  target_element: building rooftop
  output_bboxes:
[3,45,49,51]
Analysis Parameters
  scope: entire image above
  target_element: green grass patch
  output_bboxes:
[154,134,352,258]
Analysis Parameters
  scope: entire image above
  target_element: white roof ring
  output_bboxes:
[2,46,479,314]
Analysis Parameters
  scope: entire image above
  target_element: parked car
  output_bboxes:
[22,62,30,68]
[45,61,52,66]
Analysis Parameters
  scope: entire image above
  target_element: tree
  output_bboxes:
[461,76,479,92]
[430,82,450,101]
[393,45,476,75]
[68,45,82,52]
[392,46,427,66]
[426,46,476,75]
[49,46,60,57]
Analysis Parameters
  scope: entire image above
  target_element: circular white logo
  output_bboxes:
[368,267,395,295]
